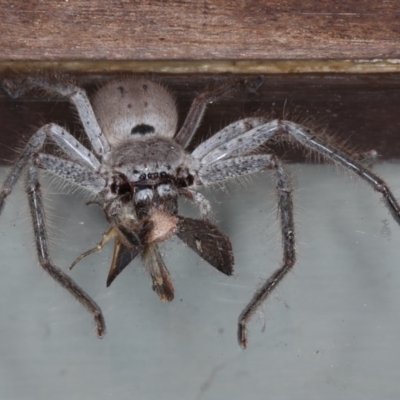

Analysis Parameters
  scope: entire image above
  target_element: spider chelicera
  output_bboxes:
[1,75,399,348]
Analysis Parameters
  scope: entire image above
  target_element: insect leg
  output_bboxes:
[143,243,174,302]
[70,227,117,270]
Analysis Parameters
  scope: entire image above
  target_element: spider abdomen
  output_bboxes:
[92,79,178,146]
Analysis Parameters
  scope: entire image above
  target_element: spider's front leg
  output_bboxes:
[0,120,102,214]
[0,119,107,336]
[198,154,296,348]
[26,161,106,337]
[0,128,46,213]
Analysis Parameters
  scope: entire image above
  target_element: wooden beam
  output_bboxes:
[1,0,400,66]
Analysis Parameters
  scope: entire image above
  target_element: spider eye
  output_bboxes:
[131,124,155,135]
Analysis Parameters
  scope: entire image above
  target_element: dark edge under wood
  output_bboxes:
[2,73,400,165]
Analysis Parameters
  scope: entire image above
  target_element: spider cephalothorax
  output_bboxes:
[1,75,400,348]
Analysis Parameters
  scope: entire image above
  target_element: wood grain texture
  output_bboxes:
[1,0,400,62]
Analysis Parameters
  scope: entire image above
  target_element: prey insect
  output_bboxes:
[1,76,400,348]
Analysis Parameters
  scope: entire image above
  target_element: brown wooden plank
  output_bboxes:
[2,73,400,164]
[1,0,400,63]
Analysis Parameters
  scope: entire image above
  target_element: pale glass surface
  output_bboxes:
[0,163,400,400]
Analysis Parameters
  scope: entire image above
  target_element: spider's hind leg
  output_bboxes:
[280,120,400,225]
[237,159,295,348]
[198,153,296,347]
[3,75,110,157]
[174,81,236,149]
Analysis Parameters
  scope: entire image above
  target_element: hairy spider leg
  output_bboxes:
[194,118,400,347]
[26,161,106,337]
[3,76,111,157]
[0,122,106,336]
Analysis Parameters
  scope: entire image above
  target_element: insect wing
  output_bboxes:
[176,216,234,275]
[106,237,140,287]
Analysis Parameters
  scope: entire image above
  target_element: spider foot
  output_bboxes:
[2,77,29,99]
[238,322,248,349]
[94,311,106,338]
